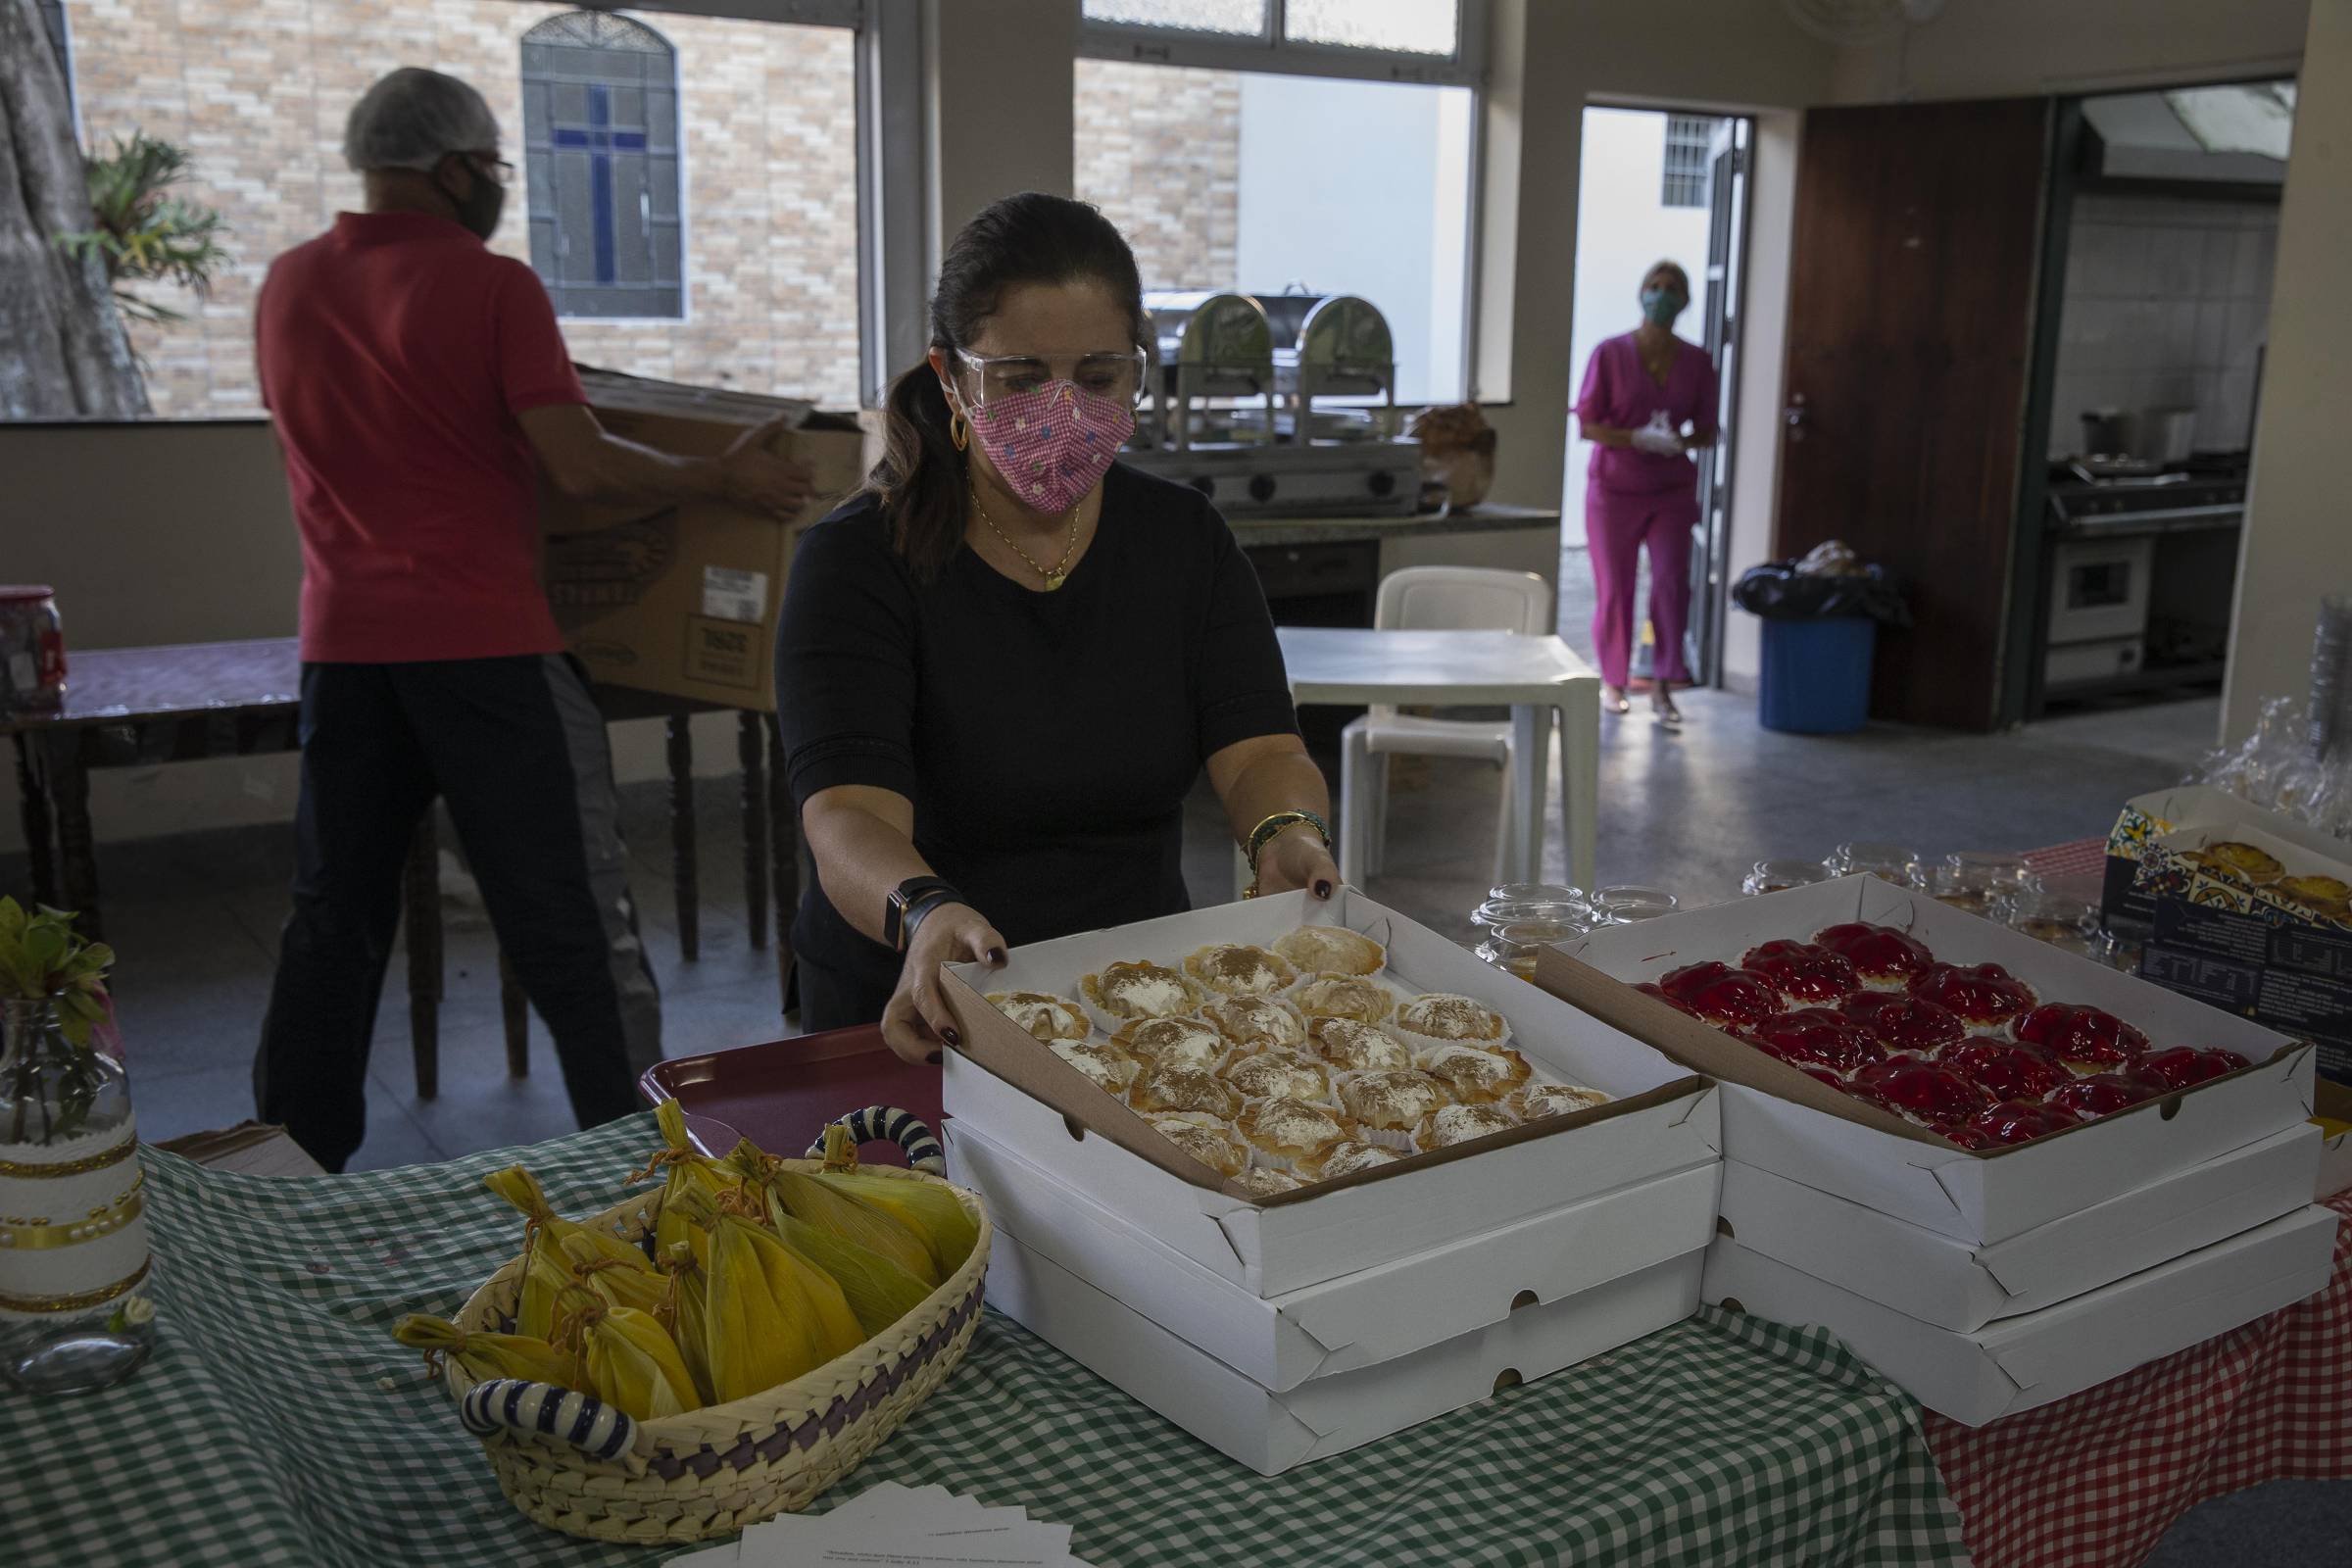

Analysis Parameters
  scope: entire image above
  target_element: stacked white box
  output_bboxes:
[940,888,1722,1472]
[1543,876,2332,1425]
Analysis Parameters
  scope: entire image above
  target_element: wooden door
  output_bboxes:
[1776,99,2049,730]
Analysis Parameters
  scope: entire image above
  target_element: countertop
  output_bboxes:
[1230,503,1561,549]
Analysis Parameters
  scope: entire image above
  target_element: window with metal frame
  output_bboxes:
[520,11,685,320]
[1081,0,1481,85]
[1076,0,1483,404]
[1661,115,1712,209]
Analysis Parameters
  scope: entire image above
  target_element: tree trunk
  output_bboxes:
[0,0,145,418]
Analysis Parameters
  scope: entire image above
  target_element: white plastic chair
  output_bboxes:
[1339,566,1556,887]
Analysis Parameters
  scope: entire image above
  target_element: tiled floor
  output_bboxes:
[5,686,2221,1166]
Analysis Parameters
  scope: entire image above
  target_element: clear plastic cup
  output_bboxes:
[1592,885,1678,924]
[2008,889,2098,956]
[1742,859,1831,897]
[1828,840,1925,888]
[1476,915,1590,981]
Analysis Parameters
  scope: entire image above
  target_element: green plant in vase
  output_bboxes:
[0,897,154,1393]
[0,897,117,1146]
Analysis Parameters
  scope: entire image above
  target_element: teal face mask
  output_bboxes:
[1641,286,1687,327]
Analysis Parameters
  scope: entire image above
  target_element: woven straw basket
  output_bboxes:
[444,1162,992,1544]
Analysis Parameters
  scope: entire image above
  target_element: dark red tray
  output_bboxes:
[637,1025,945,1166]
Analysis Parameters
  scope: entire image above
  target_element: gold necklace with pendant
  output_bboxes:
[970,484,1081,592]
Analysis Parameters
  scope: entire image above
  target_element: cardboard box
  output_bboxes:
[1702,1203,2339,1426]
[987,1229,1705,1474]
[540,367,869,708]
[2133,821,2352,1088]
[2102,785,2350,937]
[1714,1124,2319,1333]
[1541,877,2313,1246]
[947,1117,1720,1392]
[942,887,1716,1297]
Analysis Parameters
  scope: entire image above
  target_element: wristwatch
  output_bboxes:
[884,876,962,953]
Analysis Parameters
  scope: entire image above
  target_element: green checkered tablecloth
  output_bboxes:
[0,1116,1969,1567]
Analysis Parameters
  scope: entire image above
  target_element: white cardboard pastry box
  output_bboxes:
[943,888,1718,1297]
[947,1117,1720,1391]
[1703,1203,2339,1426]
[2102,784,2350,936]
[990,1228,1705,1474]
[1542,876,2314,1247]
[1714,1123,2320,1334]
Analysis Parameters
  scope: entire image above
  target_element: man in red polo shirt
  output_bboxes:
[252,67,812,1170]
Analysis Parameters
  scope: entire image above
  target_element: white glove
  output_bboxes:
[1629,423,1684,456]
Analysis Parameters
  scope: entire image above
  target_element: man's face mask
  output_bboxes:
[439,153,507,242]
[1640,285,1688,328]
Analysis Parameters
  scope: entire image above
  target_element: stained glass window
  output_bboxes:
[520,12,684,319]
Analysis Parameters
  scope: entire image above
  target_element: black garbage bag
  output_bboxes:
[1732,562,1912,628]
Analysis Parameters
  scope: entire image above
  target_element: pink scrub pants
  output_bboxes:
[1585,480,1697,690]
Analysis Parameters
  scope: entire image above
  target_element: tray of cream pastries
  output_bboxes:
[982,923,1614,1200]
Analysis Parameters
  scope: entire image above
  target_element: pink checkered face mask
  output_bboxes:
[961,375,1136,516]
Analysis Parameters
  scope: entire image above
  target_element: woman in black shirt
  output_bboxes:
[776,193,1339,1060]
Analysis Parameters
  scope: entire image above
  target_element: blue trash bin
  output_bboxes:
[1758,616,1877,734]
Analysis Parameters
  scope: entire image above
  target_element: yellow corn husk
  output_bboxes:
[564,1238,670,1317]
[768,1170,940,1289]
[772,1212,931,1337]
[393,1313,578,1388]
[555,1291,700,1421]
[514,1231,579,1342]
[743,1220,866,1367]
[805,1169,978,1280]
[639,1101,740,1268]
[703,1208,826,1402]
[483,1164,650,1273]
[660,1242,717,1405]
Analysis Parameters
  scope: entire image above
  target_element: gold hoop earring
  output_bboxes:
[949,411,970,452]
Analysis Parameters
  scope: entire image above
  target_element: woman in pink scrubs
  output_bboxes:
[1574,261,1720,724]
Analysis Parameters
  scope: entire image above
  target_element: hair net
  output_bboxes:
[343,68,500,172]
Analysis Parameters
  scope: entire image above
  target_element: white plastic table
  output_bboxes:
[1274,626,1601,891]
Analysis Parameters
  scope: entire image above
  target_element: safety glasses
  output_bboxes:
[952,346,1150,410]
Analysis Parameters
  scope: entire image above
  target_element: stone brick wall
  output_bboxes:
[62,2,859,416]
[1073,58,1240,293]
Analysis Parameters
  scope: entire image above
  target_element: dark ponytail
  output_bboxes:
[866,192,1149,579]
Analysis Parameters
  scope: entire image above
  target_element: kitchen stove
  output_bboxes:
[2037,453,2245,700]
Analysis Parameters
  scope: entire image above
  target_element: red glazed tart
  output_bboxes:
[1657,961,1782,1031]
[1951,1099,2083,1149]
[1838,994,1968,1055]
[2044,1071,2159,1120]
[1852,1054,1993,1129]
[1740,941,1861,1005]
[2012,1004,2149,1073]
[1942,1039,2071,1102]
[1908,962,2037,1031]
[1812,922,1936,990]
[2136,1046,2250,1091]
[1741,1008,1886,1075]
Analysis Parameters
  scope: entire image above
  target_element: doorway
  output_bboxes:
[1562,107,1752,689]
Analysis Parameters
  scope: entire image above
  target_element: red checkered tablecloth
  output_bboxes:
[1923,1190,2352,1568]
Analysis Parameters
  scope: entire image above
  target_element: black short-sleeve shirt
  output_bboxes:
[775,462,1299,1024]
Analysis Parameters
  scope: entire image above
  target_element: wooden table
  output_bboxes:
[3,638,800,1095]
[1274,625,1602,890]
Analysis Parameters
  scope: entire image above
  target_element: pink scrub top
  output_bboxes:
[1576,332,1721,496]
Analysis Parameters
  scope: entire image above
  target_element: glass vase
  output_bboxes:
[1,998,155,1394]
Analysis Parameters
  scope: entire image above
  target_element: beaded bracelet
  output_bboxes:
[1244,808,1333,874]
